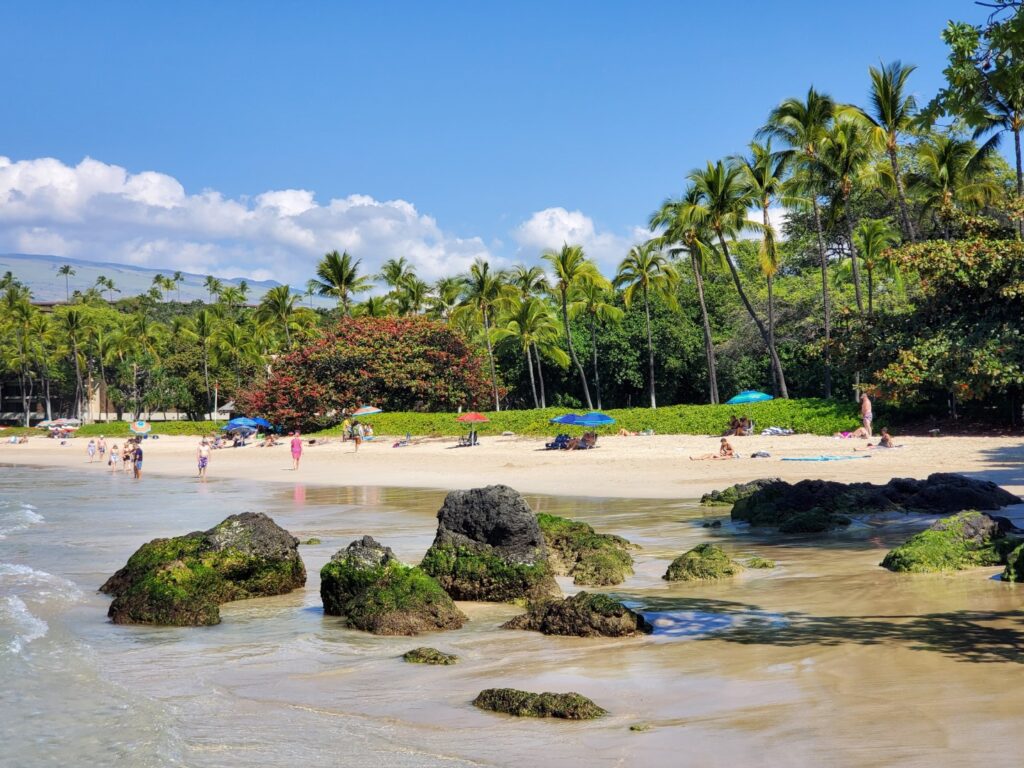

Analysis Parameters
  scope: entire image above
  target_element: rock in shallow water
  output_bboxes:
[700,479,781,506]
[536,513,635,586]
[320,535,465,635]
[664,543,742,581]
[100,512,306,626]
[503,591,652,637]
[881,511,1021,573]
[473,688,606,719]
[419,485,560,602]
[403,647,458,665]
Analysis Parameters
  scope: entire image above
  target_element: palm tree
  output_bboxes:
[686,160,789,398]
[172,271,184,302]
[181,308,218,416]
[457,258,506,410]
[203,275,223,303]
[95,275,119,302]
[735,141,790,397]
[859,60,918,241]
[614,242,677,408]
[213,320,262,390]
[760,87,836,397]
[378,257,415,290]
[569,280,623,411]
[852,219,901,315]
[650,190,721,404]
[493,297,569,408]
[543,244,601,409]
[312,250,371,315]
[56,307,89,419]
[354,295,392,318]
[427,276,465,320]
[56,264,75,302]
[909,133,1001,237]
[304,280,318,308]
[507,265,552,403]
[396,277,430,315]
[256,285,299,349]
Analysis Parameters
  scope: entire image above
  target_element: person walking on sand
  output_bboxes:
[87,439,97,463]
[860,393,873,437]
[97,435,106,463]
[290,431,303,470]
[108,442,120,472]
[352,421,364,453]
[197,438,211,481]
[132,441,144,480]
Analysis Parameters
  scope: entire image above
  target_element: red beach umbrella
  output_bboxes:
[455,412,489,423]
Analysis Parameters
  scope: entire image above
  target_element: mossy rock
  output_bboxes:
[664,543,741,581]
[301,538,321,545]
[503,591,652,637]
[321,536,466,635]
[1002,543,1024,582]
[419,544,558,603]
[100,513,306,626]
[403,647,458,665]
[778,509,849,534]
[745,556,776,569]
[882,511,1019,573]
[473,688,606,720]
[700,479,781,506]
[536,513,635,586]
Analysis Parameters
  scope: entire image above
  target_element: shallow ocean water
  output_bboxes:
[2,464,1023,767]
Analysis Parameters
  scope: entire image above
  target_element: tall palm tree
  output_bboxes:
[650,189,721,404]
[493,297,569,408]
[181,308,218,416]
[56,307,89,419]
[852,219,901,315]
[427,276,465,320]
[760,87,836,397]
[203,275,223,303]
[614,242,678,408]
[507,264,552,404]
[378,257,415,291]
[569,280,623,411]
[396,277,430,315]
[686,160,789,398]
[735,141,790,397]
[312,250,371,315]
[304,279,319,308]
[354,295,392,318]
[172,271,184,302]
[213,320,262,390]
[256,285,299,349]
[95,275,119,303]
[543,244,601,409]
[859,60,918,241]
[909,133,1001,237]
[456,258,506,410]
[56,264,75,302]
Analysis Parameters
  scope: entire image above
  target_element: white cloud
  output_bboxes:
[0,155,492,284]
[745,206,789,239]
[512,207,641,272]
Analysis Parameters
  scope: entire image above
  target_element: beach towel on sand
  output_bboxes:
[781,455,872,462]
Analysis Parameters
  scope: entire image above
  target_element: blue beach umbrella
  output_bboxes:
[222,417,259,430]
[250,417,272,428]
[726,390,774,405]
[550,413,584,425]
[578,411,616,426]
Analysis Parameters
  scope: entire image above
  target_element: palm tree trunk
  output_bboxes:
[561,295,593,409]
[717,234,788,398]
[691,256,719,404]
[524,344,539,409]
[1015,126,1023,239]
[533,343,547,408]
[20,371,29,427]
[588,317,603,410]
[867,267,874,316]
[889,145,916,242]
[845,212,865,314]
[482,310,500,411]
[202,344,212,418]
[71,341,83,420]
[643,284,656,409]
[812,198,832,399]
[764,205,780,399]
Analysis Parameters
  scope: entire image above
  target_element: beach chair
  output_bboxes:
[545,433,570,450]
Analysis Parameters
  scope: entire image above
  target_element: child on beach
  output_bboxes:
[290,431,303,470]
[87,439,96,463]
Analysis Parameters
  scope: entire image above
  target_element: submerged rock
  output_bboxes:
[731,473,1021,532]
[664,543,742,581]
[536,513,635,586]
[700,478,781,506]
[100,512,306,626]
[419,486,559,602]
[320,536,466,635]
[403,647,458,665]
[1002,543,1024,582]
[745,556,777,569]
[881,511,1021,573]
[503,591,652,637]
[473,688,606,720]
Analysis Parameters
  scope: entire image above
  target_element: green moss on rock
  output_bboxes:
[881,511,1017,573]
[419,544,557,603]
[503,591,652,637]
[301,538,321,545]
[700,479,781,507]
[403,647,459,664]
[745,556,776,569]
[536,513,635,586]
[664,543,741,582]
[1002,543,1024,582]
[473,688,606,719]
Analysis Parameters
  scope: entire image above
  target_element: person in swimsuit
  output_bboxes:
[291,431,303,470]
[860,393,873,437]
[87,439,96,463]
[691,438,736,460]
[97,436,106,462]
[132,442,143,479]
[197,438,211,481]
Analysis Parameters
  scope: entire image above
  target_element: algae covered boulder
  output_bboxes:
[664,543,741,581]
[1002,543,1024,582]
[403,647,458,665]
[100,512,306,626]
[419,486,559,602]
[881,511,1019,573]
[745,556,776,569]
[320,536,465,635]
[473,688,606,720]
[503,591,652,637]
[536,513,635,586]
[700,478,781,507]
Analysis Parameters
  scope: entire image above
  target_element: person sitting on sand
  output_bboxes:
[724,415,740,436]
[857,428,897,451]
[834,427,870,439]
[691,438,736,460]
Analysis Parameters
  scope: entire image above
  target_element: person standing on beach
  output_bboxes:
[352,421,363,453]
[86,439,97,463]
[97,435,106,463]
[860,393,873,437]
[290,431,303,470]
[197,438,211,481]
[109,443,119,472]
[132,441,144,479]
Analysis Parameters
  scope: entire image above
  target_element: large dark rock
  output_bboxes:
[503,592,652,637]
[731,473,1021,532]
[419,486,559,602]
[536,513,635,586]
[700,478,781,506]
[100,512,306,626]
[473,688,606,720]
[320,536,465,635]
[882,511,1021,573]
[664,543,742,581]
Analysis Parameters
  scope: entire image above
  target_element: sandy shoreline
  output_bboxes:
[4,432,1022,498]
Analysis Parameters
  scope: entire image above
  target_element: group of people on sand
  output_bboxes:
[724,416,754,437]
[85,435,144,478]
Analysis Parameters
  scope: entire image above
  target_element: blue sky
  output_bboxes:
[0,1,986,283]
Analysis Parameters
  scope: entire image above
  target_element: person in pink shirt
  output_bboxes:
[290,431,303,470]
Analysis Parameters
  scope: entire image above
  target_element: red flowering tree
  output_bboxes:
[237,316,496,429]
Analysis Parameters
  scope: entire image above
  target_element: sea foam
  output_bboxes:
[0,595,49,655]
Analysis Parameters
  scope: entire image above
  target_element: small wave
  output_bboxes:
[0,505,45,539]
[0,562,84,603]
[0,595,49,655]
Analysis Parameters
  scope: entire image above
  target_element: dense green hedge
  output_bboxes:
[4,399,860,438]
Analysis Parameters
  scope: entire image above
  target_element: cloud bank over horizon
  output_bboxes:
[0,155,645,285]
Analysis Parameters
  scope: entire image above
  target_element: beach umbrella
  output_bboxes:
[36,420,54,429]
[578,411,615,426]
[455,412,489,423]
[726,390,774,405]
[225,417,259,429]
[251,417,272,428]
[351,406,382,417]
[549,413,583,425]
[129,420,152,434]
